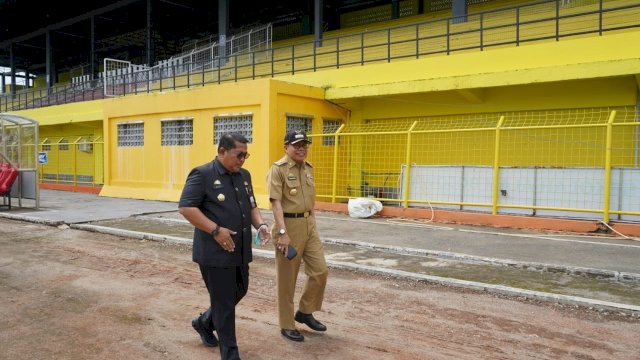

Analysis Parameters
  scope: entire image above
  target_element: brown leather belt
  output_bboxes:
[283,211,311,218]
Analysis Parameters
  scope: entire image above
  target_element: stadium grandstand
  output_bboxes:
[1,0,639,232]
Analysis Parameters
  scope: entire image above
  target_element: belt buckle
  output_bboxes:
[303,211,309,218]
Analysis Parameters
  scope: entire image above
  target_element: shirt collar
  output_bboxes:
[283,154,311,169]
[213,158,235,176]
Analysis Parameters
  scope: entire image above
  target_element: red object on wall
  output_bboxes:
[0,163,20,209]
[0,167,18,193]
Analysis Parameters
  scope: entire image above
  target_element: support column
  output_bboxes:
[392,0,400,19]
[314,0,323,47]
[452,0,467,24]
[91,15,96,79]
[218,0,229,66]
[46,30,54,93]
[25,66,31,88]
[146,0,154,66]
[9,43,16,95]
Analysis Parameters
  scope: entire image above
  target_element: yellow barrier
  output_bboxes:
[308,107,640,222]
[39,137,104,187]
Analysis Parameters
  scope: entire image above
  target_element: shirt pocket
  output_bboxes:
[305,176,314,186]
[285,179,301,195]
[304,177,316,198]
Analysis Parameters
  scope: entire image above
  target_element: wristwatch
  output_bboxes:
[211,224,220,237]
[278,228,286,236]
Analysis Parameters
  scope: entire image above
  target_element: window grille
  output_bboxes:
[117,122,144,147]
[77,141,93,153]
[213,114,253,144]
[59,138,69,151]
[77,175,94,183]
[58,174,74,182]
[286,114,312,134]
[161,118,193,146]
[322,119,342,146]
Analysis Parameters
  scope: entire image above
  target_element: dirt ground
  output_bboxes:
[1,218,639,360]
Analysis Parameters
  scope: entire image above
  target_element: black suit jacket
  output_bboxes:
[179,159,255,266]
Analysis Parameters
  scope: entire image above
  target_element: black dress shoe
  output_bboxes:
[281,328,304,342]
[294,311,327,332]
[192,316,218,347]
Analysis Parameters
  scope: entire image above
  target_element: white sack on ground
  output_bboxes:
[348,198,383,218]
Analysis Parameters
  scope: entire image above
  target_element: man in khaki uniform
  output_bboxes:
[267,130,328,342]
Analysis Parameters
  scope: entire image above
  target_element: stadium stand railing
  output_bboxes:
[102,24,272,97]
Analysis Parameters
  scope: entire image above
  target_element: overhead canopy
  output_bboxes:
[0,113,39,126]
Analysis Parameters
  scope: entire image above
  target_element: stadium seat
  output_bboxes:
[0,164,19,210]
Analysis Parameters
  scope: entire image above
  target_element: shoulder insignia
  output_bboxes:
[305,160,313,168]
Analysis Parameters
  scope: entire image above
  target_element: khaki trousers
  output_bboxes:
[275,215,328,329]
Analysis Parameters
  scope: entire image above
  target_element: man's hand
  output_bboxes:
[276,234,290,255]
[214,227,237,252]
[258,224,271,246]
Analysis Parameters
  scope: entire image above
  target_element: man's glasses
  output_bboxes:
[236,151,250,160]
[228,150,250,160]
[291,143,309,149]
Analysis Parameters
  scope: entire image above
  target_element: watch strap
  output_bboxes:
[211,224,220,237]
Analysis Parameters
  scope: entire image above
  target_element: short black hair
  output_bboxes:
[218,133,248,151]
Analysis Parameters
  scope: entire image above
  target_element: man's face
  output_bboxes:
[285,141,309,164]
[219,141,249,173]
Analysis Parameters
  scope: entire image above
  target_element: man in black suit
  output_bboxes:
[179,133,270,360]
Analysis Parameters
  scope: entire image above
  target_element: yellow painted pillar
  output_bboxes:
[331,124,345,202]
[492,116,505,215]
[603,110,617,223]
[402,121,418,208]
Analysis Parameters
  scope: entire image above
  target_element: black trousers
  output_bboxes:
[199,265,249,360]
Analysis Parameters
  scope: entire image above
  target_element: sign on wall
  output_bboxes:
[38,152,48,165]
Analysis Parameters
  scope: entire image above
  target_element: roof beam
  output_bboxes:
[0,0,140,48]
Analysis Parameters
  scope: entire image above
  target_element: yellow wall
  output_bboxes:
[276,31,640,103]
[352,77,637,119]
[99,79,346,203]
[272,31,639,193]
[17,101,105,185]
[38,121,104,184]
[272,83,349,199]
[18,100,104,125]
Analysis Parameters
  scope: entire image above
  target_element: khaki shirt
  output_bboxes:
[267,154,316,213]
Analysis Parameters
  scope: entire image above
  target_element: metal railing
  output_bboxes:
[1,0,638,111]
[307,107,640,223]
[38,137,104,187]
[103,24,273,96]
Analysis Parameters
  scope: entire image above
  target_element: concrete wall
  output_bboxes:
[99,79,346,203]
